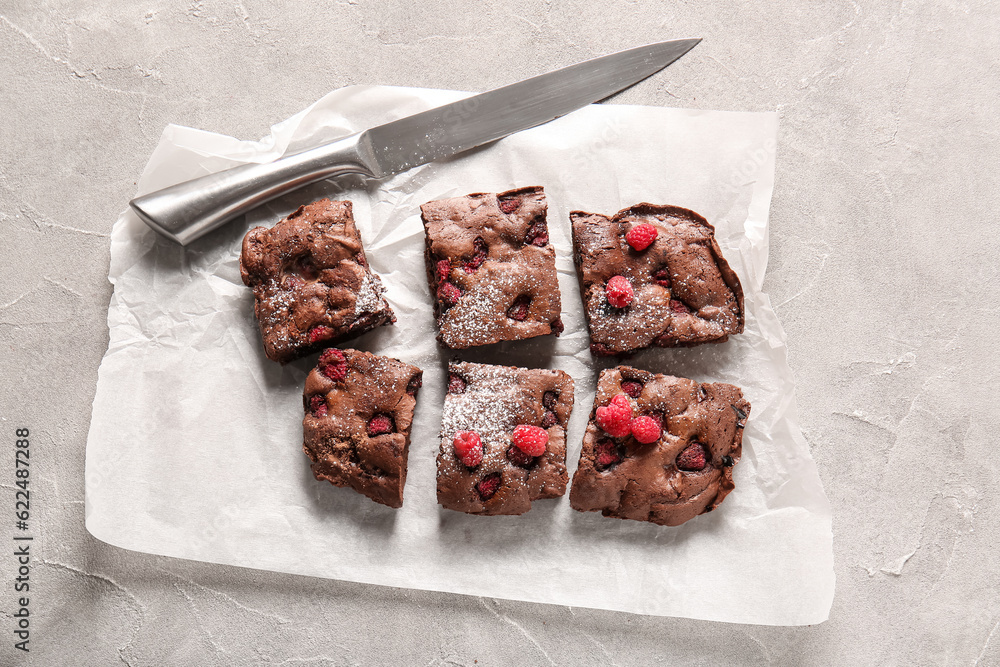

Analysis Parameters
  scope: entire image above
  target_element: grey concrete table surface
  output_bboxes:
[1,1,997,665]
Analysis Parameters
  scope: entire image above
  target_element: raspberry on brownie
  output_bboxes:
[571,204,744,357]
[420,186,563,349]
[437,361,574,515]
[240,199,395,364]
[302,348,422,508]
[569,365,750,527]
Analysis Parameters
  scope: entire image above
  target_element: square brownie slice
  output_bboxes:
[420,186,563,349]
[571,204,744,356]
[302,348,422,508]
[240,199,395,364]
[569,365,749,527]
[437,361,573,515]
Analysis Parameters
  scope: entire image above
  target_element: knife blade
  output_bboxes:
[130,38,700,245]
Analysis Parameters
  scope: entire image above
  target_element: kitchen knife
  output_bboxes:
[130,38,700,245]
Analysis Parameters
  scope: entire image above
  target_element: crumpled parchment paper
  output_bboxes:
[86,85,834,625]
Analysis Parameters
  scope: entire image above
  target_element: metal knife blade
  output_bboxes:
[130,38,700,245]
[363,38,701,177]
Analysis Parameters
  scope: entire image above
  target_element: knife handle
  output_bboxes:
[129,132,376,245]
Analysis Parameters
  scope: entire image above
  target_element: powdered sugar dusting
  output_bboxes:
[354,272,386,317]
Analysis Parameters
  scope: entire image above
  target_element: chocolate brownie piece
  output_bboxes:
[437,361,573,515]
[302,348,422,508]
[569,365,749,526]
[240,199,395,364]
[420,186,563,349]
[571,204,744,356]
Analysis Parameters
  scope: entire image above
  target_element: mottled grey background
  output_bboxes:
[1,1,997,665]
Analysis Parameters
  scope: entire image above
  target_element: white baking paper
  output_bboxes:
[86,86,834,625]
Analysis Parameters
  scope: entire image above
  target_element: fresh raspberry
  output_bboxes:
[437,282,461,307]
[498,196,521,214]
[476,472,501,500]
[526,221,549,247]
[367,414,394,436]
[453,430,483,468]
[309,325,333,343]
[630,415,661,444]
[506,296,531,321]
[436,259,452,283]
[540,411,558,428]
[512,424,548,457]
[677,441,707,471]
[595,394,632,438]
[625,223,658,251]
[406,374,422,396]
[506,444,536,468]
[594,439,623,471]
[318,349,347,381]
[653,268,672,288]
[605,276,633,308]
[669,299,691,314]
[620,380,644,398]
[308,395,327,417]
[462,238,488,273]
[447,372,467,394]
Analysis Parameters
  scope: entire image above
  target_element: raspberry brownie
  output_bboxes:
[302,348,422,508]
[569,365,749,526]
[240,199,395,364]
[571,204,744,356]
[437,361,573,515]
[420,186,563,349]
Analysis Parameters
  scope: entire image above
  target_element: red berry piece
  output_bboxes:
[355,252,367,267]
[318,348,347,381]
[620,380,644,398]
[309,325,333,343]
[594,439,624,471]
[284,274,305,289]
[512,424,548,457]
[630,415,661,444]
[669,299,691,314]
[476,472,502,500]
[526,221,549,247]
[406,374,422,396]
[625,223,658,251]
[540,411,558,428]
[308,395,327,418]
[436,259,452,283]
[542,391,557,410]
[453,430,483,468]
[506,296,531,321]
[367,414,394,436]
[437,282,461,307]
[447,372,467,394]
[506,444,536,468]
[498,196,521,214]
[462,237,489,273]
[606,276,633,308]
[652,268,672,288]
[595,394,633,438]
[677,441,708,471]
